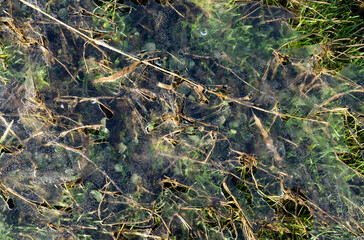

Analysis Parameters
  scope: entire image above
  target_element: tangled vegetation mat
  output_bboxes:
[0,0,363,239]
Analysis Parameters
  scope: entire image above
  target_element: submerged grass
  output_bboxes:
[0,0,363,239]
[262,0,364,199]
[264,0,364,71]
[339,111,364,175]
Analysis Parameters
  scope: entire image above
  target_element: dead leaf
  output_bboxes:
[157,82,175,90]
[194,85,209,104]
[92,61,141,84]
[252,112,282,165]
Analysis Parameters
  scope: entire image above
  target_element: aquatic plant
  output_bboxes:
[0,0,362,239]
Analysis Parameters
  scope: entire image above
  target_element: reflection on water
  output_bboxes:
[0,0,363,239]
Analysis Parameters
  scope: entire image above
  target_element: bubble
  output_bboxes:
[200,28,208,36]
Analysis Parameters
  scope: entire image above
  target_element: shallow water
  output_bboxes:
[0,0,363,239]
